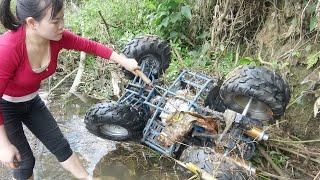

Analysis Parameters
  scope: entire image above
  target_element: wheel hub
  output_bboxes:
[140,55,160,76]
[101,124,129,137]
[234,95,273,120]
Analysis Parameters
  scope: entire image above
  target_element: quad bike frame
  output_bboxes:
[84,35,291,179]
[118,66,218,155]
[118,62,267,159]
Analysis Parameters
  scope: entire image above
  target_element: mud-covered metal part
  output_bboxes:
[220,65,291,121]
[140,70,219,156]
[179,146,254,180]
[220,109,268,160]
[175,160,217,180]
[156,111,219,148]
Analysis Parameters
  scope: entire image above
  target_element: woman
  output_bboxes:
[0,0,139,179]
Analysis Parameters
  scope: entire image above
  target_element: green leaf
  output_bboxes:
[146,2,157,10]
[169,31,179,38]
[196,32,209,40]
[305,44,312,52]
[225,52,234,62]
[238,57,253,65]
[159,16,170,28]
[170,12,182,23]
[181,6,191,20]
[307,51,320,69]
[164,1,179,10]
[292,50,301,58]
[309,15,317,32]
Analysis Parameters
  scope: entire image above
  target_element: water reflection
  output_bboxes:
[93,144,187,180]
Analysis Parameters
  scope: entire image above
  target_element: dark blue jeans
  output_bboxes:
[0,95,73,180]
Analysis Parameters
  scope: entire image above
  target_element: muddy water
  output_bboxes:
[93,144,187,180]
[0,90,187,180]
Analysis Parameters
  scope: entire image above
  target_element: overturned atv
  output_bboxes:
[84,35,290,179]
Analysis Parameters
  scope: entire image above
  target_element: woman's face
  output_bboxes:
[34,7,64,41]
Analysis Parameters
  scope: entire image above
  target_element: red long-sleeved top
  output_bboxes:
[0,26,113,125]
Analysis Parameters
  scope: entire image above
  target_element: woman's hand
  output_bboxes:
[0,143,21,168]
[109,52,139,74]
[122,58,139,73]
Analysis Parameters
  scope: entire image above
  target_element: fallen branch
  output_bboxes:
[257,45,274,67]
[276,146,320,164]
[314,170,320,180]
[258,146,289,178]
[270,139,320,144]
[48,68,78,95]
[258,170,288,180]
[210,0,230,48]
[98,11,115,45]
[172,46,186,69]
[299,0,312,41]
[110,70,121,99]
[288,163,315,179]
[69,51,86,94]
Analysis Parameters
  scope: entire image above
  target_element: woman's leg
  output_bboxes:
[60,153,88,178]
[1,100,36,180]
[23,96,89,179]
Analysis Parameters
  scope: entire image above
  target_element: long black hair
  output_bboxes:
[0,0,63,30]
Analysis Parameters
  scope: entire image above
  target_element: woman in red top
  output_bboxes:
[0,0,139,179]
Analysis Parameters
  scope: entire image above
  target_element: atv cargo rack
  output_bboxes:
[118,68,218,156]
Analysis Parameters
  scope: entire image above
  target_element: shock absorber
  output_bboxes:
[245,126,268,141]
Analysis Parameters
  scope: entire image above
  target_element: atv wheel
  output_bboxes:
[204,80,227,112]
[84,102,150,141]
[179,146,249,180]
[122,35,171,79]
[220,65,290,121]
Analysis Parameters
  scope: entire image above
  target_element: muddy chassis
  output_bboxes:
[84,35,291,179]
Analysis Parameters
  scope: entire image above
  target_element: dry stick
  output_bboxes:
[278,35,312,60]
[218,0,230,29]
[110,71,121,98]
[270,139,320,144]
[243,19,263,56]
[315,0,320,43]
[288,163,315,179]
[299,0,312,42]
[187,175,198,180]
[69,52,86,94]
[257,45,274,67]
[225,0,244,50]
[276,146,320,164]
[258,146,289,178]
[211,0,230,48]
[234,43,240,65]
[48,68,78,95]
[98,11,115,45]
[258,170,288,180]
[172,46,186,69]
[314,170,320,180]
[281,143,320,158]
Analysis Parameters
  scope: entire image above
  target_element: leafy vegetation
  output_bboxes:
[63,0,252,84]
